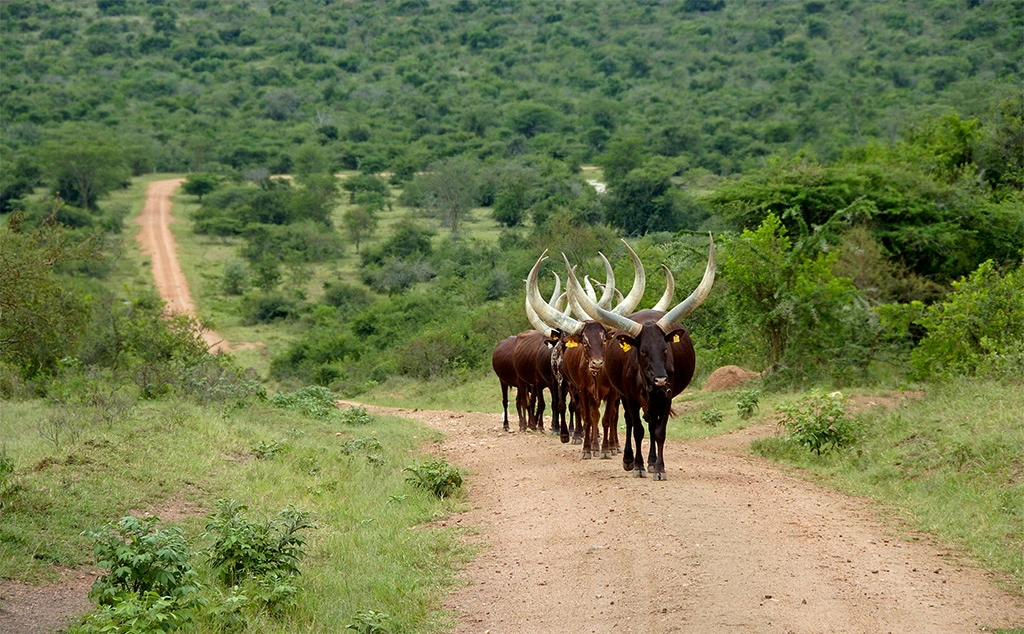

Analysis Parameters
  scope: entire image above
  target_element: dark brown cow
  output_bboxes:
[511,330,559,432]
[568,235,715,480]
[491,335,523,432]
[527,253,627,458]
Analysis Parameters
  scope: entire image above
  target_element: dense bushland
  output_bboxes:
[3,0,1022,207]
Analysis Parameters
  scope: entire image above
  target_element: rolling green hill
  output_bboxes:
[2,0,1021,188]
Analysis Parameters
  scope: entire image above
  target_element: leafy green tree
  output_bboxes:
[603,159,683,235]
[975,94,1024,192]
[37,125,129,210]
[418,156,479,235]
[911,259,1024,380]
[490,161,537,227]
[597,136,649,186]
[720,213,867,379]
[341,174,391,204]
[181,173,219,201]
[0,211,96,377]
[343,205,378,253]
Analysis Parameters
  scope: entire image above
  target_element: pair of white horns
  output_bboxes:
[526,235,716,338]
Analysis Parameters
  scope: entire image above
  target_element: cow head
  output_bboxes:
[567,234,715,392]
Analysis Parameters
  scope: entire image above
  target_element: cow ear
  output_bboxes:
[663,327,688,344]
[615,333,637,353]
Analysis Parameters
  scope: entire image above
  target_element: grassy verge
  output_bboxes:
[0,396,468,632]
[751,380,1024,596]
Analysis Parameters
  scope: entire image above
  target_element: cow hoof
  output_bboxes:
[572,438,582,446]
[560,434,570,444]
[622,460,633,472]
[600,451,611,459]
[653,472,667,481]
[633,469,646,478]
[580,451,592,460]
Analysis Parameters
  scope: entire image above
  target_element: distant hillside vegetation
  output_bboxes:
[2,0,1021,181]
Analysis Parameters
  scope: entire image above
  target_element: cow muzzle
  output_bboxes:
[588,359,604,373]
[652,376,669,388]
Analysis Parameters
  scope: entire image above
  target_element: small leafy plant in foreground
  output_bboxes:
[736,389,761,419]
[404,459,463,499]
[270,385,339,419]
[777,391,857,455]
[346,609,393,634]
[204,499,314,587]
[84,516,200,606]
[76,516,204,633]
[700,408,724,426]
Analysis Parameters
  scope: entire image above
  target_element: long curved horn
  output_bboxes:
[525,292,555,336]
[652,264,675,312]
[597,252,616,309]
[611,239,646,316]
[528,252,583,335]
[548,272,561,306]
[564,254,642,337]
[584,276,600,303]
[656,234,716,331]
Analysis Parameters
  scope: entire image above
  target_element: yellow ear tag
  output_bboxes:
[619,341,632,352]
[672,334,680,343]
[565,340,579,348]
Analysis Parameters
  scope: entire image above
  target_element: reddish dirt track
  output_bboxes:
[135,178,232,352]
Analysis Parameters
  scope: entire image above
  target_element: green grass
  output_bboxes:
[0,396,467,632]
[752,380,1024,596]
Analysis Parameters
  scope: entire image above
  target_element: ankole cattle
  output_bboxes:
[567,235,716,480]
[525,240,650,459]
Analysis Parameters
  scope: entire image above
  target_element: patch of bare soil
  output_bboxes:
[352,402,1023,633]
[702,365,762,391]
[0,570,94,634]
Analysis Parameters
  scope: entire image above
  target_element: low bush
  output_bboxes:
[776,391,857,455]
[271,385,338,419]
[404,459,463,499]
[700,408,724,426]
[736,389,761,419]
[204,499,314,588]
[83,516,200,606]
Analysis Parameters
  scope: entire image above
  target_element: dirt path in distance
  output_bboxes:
[340,402,1024,634]
[135,178,241,353]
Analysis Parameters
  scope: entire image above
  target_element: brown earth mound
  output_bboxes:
[702,365,762,391]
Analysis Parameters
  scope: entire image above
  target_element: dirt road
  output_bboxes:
[135,178,232,352]
[343,404,1023,634]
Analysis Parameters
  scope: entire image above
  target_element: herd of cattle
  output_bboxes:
[491,236,715,480]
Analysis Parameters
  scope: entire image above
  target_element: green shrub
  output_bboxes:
[776,391,857,455]
[83,516,200,606]
[252,439,285,460]
[339,405,373,425]
[270,385,338,419]
[221,259,250,296]
[700,408,724,426]
[71,591,198,634]
[911,259,1024,380]
[346,609,393,634]
[736,389,761,419]
[204,499,314,587]
[404,459,463,499]
[340,436,383,455]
